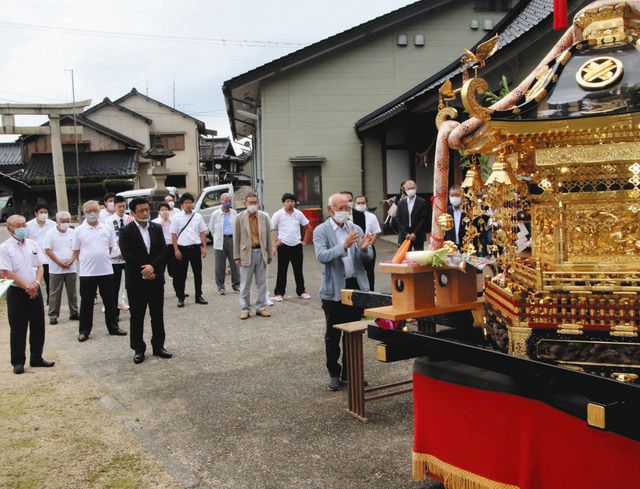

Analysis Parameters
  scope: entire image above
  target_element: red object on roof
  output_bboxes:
[554,0,568,30]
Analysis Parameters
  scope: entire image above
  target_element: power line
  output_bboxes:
[0,20,308,48]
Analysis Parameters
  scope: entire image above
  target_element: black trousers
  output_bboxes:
[322,278,363,379]
[127,281,165,354]
[7,287,45,366]
[274,243,305,296]
[43,263,50,305]
[79,274,119,335]
[165,244,176,278]
[173,244,202,300]
[113,262,125,305]
[363,245,376,291]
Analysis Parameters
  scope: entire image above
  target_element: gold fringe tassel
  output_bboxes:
[412,452,520,489]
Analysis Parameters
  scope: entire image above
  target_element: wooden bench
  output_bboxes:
[333,319,412,422]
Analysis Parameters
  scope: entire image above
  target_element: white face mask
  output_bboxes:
[247,205,258,214]
[106,202,115,212]
[450,196,462,208]
[37,212,48,222]
[332,210,349,224]
[167,201,175,209]
[85,212,99,223]
[58,222,70,231]
[354,204,367,213]
[136,218,149,226]
[406,189,417,198]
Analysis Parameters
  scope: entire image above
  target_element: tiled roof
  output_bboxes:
[0,143,23,168]
[355,0,588,132]
[23,150,138,180]
[200,137,241,162]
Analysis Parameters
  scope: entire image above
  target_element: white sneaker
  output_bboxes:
[275,295,284,302]
[299,292,312,300]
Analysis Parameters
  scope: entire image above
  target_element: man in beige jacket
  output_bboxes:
[234,193,273,319]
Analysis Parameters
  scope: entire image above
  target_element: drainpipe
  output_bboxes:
[358,134,366,196]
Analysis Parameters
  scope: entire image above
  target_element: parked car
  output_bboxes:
[0,195,16,222]
[117,187,180,211]
[193,184,253,227]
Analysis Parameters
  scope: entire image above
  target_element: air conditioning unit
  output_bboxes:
[397,34,408,46]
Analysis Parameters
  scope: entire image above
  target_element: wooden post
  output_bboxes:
[49,115,69,212]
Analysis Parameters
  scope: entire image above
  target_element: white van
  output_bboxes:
[193,184,253,227]
[117,187,180,210]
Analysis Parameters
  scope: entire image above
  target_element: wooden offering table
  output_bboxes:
[365,263,483,321]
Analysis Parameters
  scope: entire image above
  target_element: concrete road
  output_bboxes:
[3,223,442,489]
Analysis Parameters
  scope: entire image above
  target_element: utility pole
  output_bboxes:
[65,69,81,218]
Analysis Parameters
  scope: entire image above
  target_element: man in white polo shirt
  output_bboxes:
[0,214,54,374]
[270,193,311,301]
[353,195,382,290]
[43,211,79,325]
[72,200,127,342]
[26,203,56,304]
[170,193,208,307]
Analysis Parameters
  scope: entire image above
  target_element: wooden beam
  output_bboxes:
[0,99,91,115]
[0,126,83,135]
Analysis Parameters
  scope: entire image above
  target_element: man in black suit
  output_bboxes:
[396,180,430,251]
[444,185,466,248]
[118,197,172,364]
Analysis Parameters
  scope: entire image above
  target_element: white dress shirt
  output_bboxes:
[170,211,207,246]
[406,196,416,227]
[453,207,463,244]
[99,208,116,224]
[43,227,77,274]
[104,212,133,265]
[134,220,151,253]
[152,217,172,245]
[72,221,117,277]
[363,211,382,235]
[270,208,309,246]
[0,237,45,285]
[26,218,56,264]
[330,219,355,279]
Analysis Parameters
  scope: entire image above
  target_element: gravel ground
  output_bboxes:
[1,224,442,489]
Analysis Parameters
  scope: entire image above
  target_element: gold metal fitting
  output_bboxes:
[437,213,454,232]
[486,159,518,186]
[461,163,485,190]
[611,372,638,383]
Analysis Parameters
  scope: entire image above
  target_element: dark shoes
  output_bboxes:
[69,315,80,321]
[78,333,89,342]
[13,364,24,375]
[133,352,145,364]
[177,299,185,308]
[195,297,208,305]
[49,317,58,325]
[153,349,173,359]
[108,326,127,336]
[232,287,240,294]
[340,377,369,387]
[218,289,226,295]
[30,358,55,368]
[328,376,342,391]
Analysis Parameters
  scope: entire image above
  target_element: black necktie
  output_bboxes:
[120,218,124,228]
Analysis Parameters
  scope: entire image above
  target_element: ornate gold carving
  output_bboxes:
[460,34,499,67]
[587,402,606,429]
[576,56,624,89]
[576,3,640,42]
[507,326,531,357]
[437,213,454,231]
[564,204,640,265]
[558,323,584,335]
[530,205,558,263]
[536,141,640,166]
[610,323,638,337]
[611,372,638,382]
[461,77,494,121]
[435,106,458,129]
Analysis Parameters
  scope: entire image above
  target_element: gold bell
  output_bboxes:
[486,159,518,186]
[461,164,485,190]
[437,213,454,231]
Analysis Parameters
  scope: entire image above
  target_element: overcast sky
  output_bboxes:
[0,0,413,142]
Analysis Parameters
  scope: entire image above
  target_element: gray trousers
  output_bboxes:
[215,236,240,291]
[48,273,78,319]
[240,248,267,312]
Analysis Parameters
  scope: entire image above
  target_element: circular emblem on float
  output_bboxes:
[576,56,624,89]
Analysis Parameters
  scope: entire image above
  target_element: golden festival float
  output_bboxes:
[342,1,640,488]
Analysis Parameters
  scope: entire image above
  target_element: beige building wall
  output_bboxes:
[86,105,149,148]
[259,0,505,217]
[117,96,202,195]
